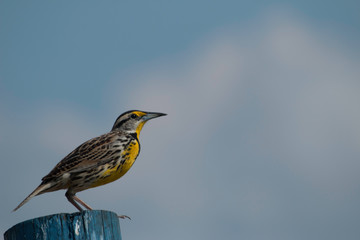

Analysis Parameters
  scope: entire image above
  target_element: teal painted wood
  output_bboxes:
[4,210,122,240]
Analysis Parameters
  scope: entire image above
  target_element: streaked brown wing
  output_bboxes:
[41,131,125,182]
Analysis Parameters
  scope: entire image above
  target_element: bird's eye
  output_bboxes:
[130,114,137,119]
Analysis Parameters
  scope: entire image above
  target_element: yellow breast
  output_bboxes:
[90,140,140,188]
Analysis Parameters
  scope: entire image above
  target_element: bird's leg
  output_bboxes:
[74,195,130,219]
[65,190,130,219]
[65,191,83,212]
[73,195,93,210]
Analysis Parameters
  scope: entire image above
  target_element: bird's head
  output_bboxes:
[111,110,166,137]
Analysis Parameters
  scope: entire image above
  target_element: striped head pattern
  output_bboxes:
[111,110,166,136]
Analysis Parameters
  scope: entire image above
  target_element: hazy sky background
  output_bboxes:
[1,1,360,239]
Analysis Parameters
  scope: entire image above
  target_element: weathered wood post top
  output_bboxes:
[4,210,122,240]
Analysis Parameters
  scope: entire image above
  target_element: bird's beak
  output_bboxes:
[142,112,167,121]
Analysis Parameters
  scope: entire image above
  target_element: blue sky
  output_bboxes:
[1,1,360,240]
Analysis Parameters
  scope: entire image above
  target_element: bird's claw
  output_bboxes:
[118,214,131,220]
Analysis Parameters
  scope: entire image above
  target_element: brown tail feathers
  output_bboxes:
[13,183,52,212]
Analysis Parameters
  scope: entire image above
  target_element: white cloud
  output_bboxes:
[106,11,360,239]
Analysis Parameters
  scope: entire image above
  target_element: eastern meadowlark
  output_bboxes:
[13,110,166,218]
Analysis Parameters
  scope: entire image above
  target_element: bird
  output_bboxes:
[13,110,166,218]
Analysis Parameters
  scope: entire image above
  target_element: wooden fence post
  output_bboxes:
[4,210,122,240]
